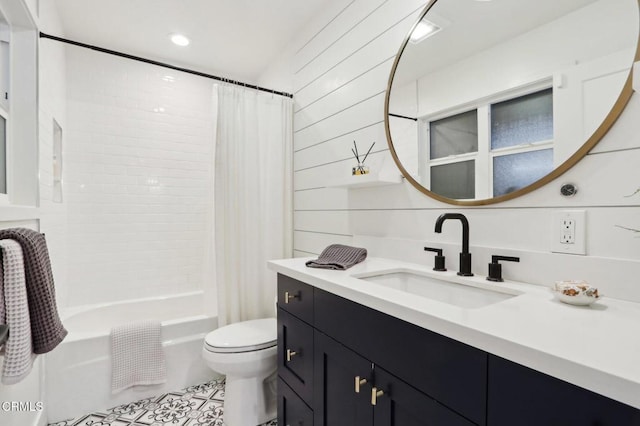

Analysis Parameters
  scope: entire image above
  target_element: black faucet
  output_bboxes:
[434,213,473,276]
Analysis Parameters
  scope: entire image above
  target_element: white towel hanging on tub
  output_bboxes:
[0,239,35,384]
[110,320,166,393]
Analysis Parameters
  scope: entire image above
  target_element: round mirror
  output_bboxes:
[385,0,640,205]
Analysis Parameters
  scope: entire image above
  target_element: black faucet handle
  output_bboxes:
[491,255,520,264]
[424,247,442,256]
[424,247,446,271]
[487,255,520,282]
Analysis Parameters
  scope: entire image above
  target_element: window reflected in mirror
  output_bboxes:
[386,0,639,205]
[431,160,475,199]
[422,87,555,199]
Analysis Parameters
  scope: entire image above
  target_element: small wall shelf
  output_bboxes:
[326,173,403,189]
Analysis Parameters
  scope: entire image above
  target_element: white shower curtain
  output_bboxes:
[213,84,293,326]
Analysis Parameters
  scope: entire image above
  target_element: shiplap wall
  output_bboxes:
[276,0,640,302]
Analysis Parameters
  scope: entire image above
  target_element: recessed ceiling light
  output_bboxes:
[410,20,441,44]
[170,33,190,47]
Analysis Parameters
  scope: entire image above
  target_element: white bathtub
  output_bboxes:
[45,292,218,423]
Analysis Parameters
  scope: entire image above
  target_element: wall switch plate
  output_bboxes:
[551,210,586,255]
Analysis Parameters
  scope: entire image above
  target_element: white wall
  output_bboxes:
[0,1,62,425]
[406,0,635,167]
[259,0,640,302]
[63,47,215,307]
[37,0,68,311]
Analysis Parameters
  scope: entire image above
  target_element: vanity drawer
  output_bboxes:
[277,377,313,426]
[277,273,314,324]
[314,288,487,426]
[278,307,314,405]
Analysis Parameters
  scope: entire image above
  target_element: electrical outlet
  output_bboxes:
[560,218,575,243]
[551,210,586,255]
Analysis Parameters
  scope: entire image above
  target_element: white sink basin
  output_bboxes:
[356,270,521,309]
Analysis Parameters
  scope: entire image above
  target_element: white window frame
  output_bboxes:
[419,79,554,200]
[0,0,38,208]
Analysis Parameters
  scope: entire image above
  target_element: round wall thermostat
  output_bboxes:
[560,183,578,197]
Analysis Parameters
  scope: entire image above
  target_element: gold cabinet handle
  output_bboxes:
[286,349,298,362]
[371,387,384,406]
[284,291,299,304]
[354,376,367,393]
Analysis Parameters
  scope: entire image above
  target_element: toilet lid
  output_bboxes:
[205,318,277,353]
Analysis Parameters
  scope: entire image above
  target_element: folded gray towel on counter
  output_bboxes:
[306,244,367,270]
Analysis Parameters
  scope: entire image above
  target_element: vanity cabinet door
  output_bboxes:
[314,287,487,425]
[372,366,477,426]
[314,332,373,426]
[278,378,313,426]
[487,355,640,426]
[278,308,314,405]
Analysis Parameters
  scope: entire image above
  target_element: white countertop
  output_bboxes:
[268,256,640,409]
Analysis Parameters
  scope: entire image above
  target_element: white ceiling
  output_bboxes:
[393,0,607,86]
[54,0,330,84]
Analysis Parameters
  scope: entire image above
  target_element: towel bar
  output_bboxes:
[0,324,8,347]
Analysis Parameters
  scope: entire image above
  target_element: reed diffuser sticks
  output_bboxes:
[351,140,375,175]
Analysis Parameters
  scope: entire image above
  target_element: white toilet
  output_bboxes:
[202,318,277,426]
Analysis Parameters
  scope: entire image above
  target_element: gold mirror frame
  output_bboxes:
[384,0,640,206]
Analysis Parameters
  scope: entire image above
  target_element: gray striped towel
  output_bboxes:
[0,228,67,354]
[306,244,368,270]
[111,320,167,394]
[0,239,35,384]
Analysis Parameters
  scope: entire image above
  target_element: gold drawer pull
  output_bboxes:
[286,349,298,362]
[284,291,300,304]
[371,387,384,406]
[355,376,367,393]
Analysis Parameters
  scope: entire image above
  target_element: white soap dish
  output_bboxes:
[552,280,601,306]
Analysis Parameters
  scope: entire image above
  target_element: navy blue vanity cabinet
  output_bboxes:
[372,365,476,426]
[487,355,640,426]
[278,274,640,426]
[278,378,313,426]
[277,276,315,425]
[314,329,476,426]
[314,287,487,426]
[278,308,314,404]
[313,332,374,426]
[277,273,486,426]
[277,274,314,323]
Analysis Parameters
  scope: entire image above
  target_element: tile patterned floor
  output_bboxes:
[48,378,277,426]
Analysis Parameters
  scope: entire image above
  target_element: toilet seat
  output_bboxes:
[204,318,276,353]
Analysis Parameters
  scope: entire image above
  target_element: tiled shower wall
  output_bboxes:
[64,47,215,307]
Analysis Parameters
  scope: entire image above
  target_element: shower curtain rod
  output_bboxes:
[388,113,417,121]
[39,32,294,99]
